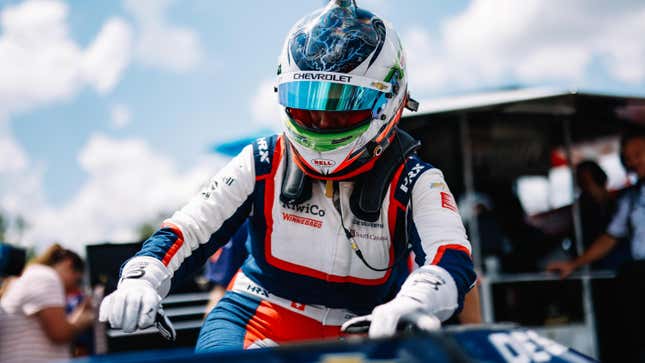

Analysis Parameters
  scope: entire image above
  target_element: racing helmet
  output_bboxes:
[276,0,417,180]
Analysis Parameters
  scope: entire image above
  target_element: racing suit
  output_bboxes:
[120,134,476,351]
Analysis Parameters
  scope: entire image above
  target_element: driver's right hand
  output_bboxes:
[98,279,161,333]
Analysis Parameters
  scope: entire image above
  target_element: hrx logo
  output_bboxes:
[257,138,270,163]
[399,163,425,193]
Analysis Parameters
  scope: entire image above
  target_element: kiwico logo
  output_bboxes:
[280,201,326,217]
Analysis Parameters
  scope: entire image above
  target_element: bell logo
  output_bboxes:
[312,159,336,167]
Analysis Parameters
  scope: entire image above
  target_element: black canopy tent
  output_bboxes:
[400,87,645,265]
[398,88,645,359]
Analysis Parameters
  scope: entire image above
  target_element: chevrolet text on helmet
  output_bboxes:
[276,0,418,180]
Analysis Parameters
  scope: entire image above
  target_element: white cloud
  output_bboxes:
[124,0,203,72]
[9,134,227,252]
[0,136,27,173]
[0,0,137,250]
[0,0,133,114]
[0,120,28,173]
[110,104,132,129]
[0,1,210,252]
[82,18,133,93]
[403,27,472,93]
[403,0,645,93]
[251,79,282,131]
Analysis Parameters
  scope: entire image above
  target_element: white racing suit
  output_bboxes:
[113,134,476,351]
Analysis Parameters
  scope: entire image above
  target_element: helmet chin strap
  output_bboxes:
[289,144,379,182]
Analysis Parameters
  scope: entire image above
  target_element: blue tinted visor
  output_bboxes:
[278,81,384,112]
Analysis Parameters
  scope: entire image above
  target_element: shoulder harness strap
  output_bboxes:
[350,129,421,221]
[280,140,312,204]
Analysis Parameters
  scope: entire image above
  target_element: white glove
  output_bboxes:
[99,279,161,332]
[98,256,171,333]
[360,265,457,338]
[369,296,440,338]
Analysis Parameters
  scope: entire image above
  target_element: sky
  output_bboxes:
[1,0,644,252]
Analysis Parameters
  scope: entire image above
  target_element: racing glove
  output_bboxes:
[99,256,172,333]
[344,265,457,338]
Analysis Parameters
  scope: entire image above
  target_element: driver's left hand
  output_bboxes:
[367,296,440,338]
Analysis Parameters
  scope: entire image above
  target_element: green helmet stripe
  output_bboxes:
[384,64,404,82]
[286,118,370,152]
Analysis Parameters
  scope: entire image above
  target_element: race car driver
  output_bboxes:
[99,0,476,352]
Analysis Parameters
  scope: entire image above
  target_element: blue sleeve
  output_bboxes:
[133,196,253,287]
[408,213,476,315]
[205,220,250,285]
[435,249,476,314]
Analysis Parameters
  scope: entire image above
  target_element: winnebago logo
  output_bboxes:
[293,73,352,83]
[280,202,326,217]
[311,158,336,167]
[282,213,323,229]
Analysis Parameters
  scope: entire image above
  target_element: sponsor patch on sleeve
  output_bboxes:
[201,177,219,199]
[440,191,458,213]
[429,182,448,190]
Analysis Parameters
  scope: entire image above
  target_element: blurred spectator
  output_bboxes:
[481,181,558,272]
[458,192,508,262]
[576,160,630,269]
[66,289,95,357]
[547,128,645,276]
[0,242,26,277]
[0,244,94,363]
[0,243,27,300]
[547,127,645,361]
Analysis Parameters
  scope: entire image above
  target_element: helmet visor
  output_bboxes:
[278,80,383,112]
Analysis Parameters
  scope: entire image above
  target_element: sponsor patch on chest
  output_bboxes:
[281,212,323,229]
[279,201,326,228]
[350,229,388,242]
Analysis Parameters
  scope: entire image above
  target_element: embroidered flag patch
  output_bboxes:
[441,192,458,212]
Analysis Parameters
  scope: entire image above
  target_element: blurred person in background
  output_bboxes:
[65,284,96,357]
[576,160,614,249]
[0,244,95,363]
[575,160,630,270]
[547,128,645,275]
[548,127,645,361]
[0,242,27,298]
